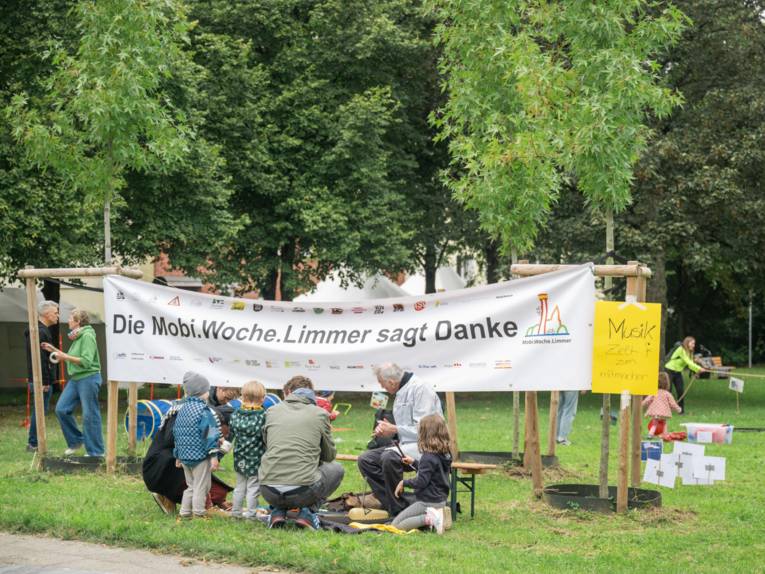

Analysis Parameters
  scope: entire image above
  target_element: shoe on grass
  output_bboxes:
[26,445,37,452]
[206,506,230,518]
[268,507,287,529]
[176,514,192,523]
[294,507,320,531]
[425,507,444,535]
[64,445,83,456]
[556,438,572,446]
[151,492,176,515]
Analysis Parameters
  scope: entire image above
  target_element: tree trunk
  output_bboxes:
[104,193,112,265]
[647,249,668,355]
[599,207,615,499]
[424,244,437,294]
[485,240,499,284]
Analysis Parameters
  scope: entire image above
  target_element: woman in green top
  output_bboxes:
[43,309,104,457]
[664,336,707,412]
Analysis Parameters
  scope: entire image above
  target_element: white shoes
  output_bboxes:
[64,445,83,456]
[426,506,445,535]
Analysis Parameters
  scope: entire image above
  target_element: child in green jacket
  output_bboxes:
[229,380,267,519]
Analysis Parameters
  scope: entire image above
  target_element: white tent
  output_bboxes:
[0,288,76,323]
[294,273,407,302]
[401,267,466,295]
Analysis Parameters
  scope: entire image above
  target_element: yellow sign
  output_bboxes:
[592,300,662,395]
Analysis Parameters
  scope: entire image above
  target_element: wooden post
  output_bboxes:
[106,380,119,473]
[527,391,544,498]
[445,391,460,460]
[547,390,559,456]
[512,391,520,460]
[25,276,47,462]
[523,392,531,469]
[599,394,611,498]
[127,382,138,456]
[628,268,646,487]
[617,392,630,513]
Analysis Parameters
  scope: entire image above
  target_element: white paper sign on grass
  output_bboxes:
[729,377,744,393]
[693,456,726,482]
[644,454,678,488]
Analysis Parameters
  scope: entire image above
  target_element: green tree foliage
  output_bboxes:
[0,1,101,281]
[535,0,765,362]
[187,0,464,299]
[429,0,686,252]
[2,0,240,279]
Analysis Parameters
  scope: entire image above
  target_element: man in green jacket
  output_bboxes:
[259,376,344,529]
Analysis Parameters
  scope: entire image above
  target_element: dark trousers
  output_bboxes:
[669,370,685,411]
[357,447,407,515]
[28,383,53,448]
[261,462,344,511]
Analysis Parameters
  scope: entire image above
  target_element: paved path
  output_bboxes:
[0,533,286,574]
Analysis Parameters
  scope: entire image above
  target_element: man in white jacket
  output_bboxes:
[357,362,443,515]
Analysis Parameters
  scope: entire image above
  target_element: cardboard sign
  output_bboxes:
[591,300,662,394]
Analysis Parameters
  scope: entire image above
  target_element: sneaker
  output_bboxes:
[206,506,230,518]
[26,445,37,452]
[64,445,83,456]
[151,492,177,515]
[557,438,572,446]
[176,514,192,523]
[268,507,287,529]
[425,507,444,535]
[294,507,320,531]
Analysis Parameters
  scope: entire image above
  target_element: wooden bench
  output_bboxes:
[335,454,497,519]
[699,356,735,378]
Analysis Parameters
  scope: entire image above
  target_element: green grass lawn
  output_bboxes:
[1,371,764,573]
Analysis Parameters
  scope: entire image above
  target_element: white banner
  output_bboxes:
[104,265,595,391]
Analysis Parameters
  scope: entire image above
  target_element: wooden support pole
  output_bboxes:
[25,276,47,462]
[512,391,520,460]
[631,396,642,487]
[617,392,631,513]
[127,382,138,456]
[106,380,119,474]
[511,263,652,278]
[18,266,143,279]
[445,391,459,460]
[523,392,531,469]
[627,269,647,488]
[599,394,611,498]
[527,391,544,498]
[547,390,559,456]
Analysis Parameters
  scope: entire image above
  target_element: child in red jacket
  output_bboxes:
[642,372,682,436]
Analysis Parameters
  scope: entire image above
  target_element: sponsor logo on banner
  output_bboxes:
[414,301,426,311]
[347,364,364,369]
[444,362,462,368]
[418,364,437,369]
[524,293,570,338]
[114,352,127,360]
[285,360,301,368]
[116,291,125,301]
[131,353,145,361]
[170,355,183,361]
[331,308,343,315]
[393,304,404,312]
[293,307,306,313]
[494,360,512,369]
[469,362,487,368]
[252,304,264,312]
[208,356,223,364]
[265,361,275,368]
[306,359,320,370]
[352,307,365,314]
[230,302,245,311]
[168,296,181,306]
[271,306,284,313]
[313,307,324,314]
[211,299,225,309]
[329,364,341,370]
[496,294,513,299]
[374,305,384,314]
[149,355,164,360]
[246,359,261,367]
[434,300,448,307]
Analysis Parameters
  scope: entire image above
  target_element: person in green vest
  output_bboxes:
[42,309,104,457]
[664,336,707,412]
